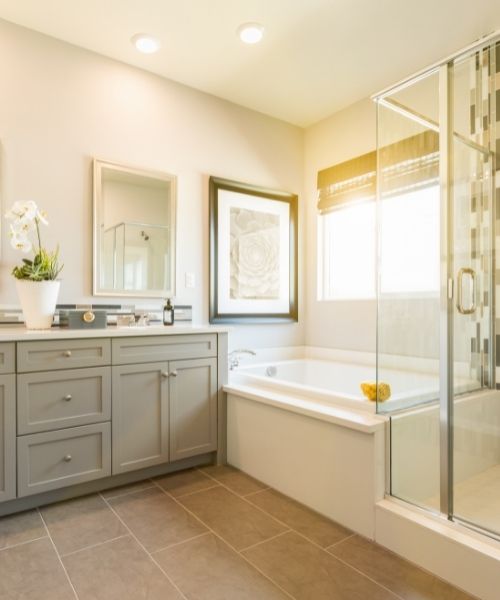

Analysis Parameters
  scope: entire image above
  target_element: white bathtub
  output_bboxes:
[231,358,448,413]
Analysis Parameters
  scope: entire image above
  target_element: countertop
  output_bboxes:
[0,324,230,342]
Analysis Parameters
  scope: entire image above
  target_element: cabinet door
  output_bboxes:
[0,374,16,503]
[112,362,169,474]
[169,358,217,461]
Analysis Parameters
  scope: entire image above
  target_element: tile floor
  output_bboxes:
[0,465,475,600]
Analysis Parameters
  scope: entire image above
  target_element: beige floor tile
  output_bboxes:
[0,509,46,549]
[101,478,155,499]
[329,535,474,600]
[179,486,287,551]
[63,535,182,600]
[155,532,289,599]
[248,488,352,547]
[242,531,397,600]
[0,537,75,600]
[108,487,207,552]
[201,464,268,496]
[40,493,127,556]
[155,468,218,497]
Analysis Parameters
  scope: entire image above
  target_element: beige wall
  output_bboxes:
[304,99,378,352]
[304,95,442,358]
[0,19,304,350]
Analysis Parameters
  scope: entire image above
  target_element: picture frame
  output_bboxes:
[209,176,298,323]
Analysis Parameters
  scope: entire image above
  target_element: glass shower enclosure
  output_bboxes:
[375,38,499,538]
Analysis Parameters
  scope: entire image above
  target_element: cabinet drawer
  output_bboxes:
[112,334,217,365]
[0,343,15,375]
[17,423,111,497]
[17,339,111,372]
[17,367,111,435]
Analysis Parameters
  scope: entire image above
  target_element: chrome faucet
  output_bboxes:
[229,349,256,370]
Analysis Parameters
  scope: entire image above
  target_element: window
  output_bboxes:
[318,185,440,300]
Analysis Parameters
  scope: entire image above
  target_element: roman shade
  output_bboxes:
[317,130,439,215]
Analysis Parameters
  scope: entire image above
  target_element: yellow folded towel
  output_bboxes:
[360,382,391,402]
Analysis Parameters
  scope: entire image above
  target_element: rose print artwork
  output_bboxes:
[229,208,280,300]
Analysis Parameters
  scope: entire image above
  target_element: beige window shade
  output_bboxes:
[317,130,439,215]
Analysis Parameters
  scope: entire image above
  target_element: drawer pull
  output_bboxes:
[63,454,72,462]
[63,350,72,358]
[63,394,72,402]
[161,371,170,378]
[170,370,178,377]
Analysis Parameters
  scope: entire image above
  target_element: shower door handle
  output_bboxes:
[456,267,477,315]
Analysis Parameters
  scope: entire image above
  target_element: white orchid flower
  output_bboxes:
[5,200,38,223]
[37,209,49,225]
[9,229,32,253]
[9,220,35,235]
[6,201,49,226]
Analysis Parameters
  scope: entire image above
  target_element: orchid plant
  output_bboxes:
[5,201,63,281]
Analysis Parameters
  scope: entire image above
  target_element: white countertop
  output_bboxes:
[0,324,230,342]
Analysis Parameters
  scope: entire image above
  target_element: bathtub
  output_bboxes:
[224,352,388,538]
[231,357,447,413]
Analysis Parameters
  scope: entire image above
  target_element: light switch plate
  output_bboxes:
[185,272,196,288]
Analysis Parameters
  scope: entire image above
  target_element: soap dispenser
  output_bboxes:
[163,299,174,326]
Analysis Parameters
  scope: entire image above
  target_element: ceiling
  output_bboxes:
[0,0,499,127]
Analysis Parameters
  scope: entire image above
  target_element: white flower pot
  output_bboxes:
[15,279,60,330]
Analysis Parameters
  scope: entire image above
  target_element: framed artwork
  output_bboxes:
[209,176,298,323]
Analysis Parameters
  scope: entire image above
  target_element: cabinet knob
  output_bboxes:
[63,350,72,358]
[64,394,72,401]
[170,370,178,377]
[161,371,170,378]
[63,454,72,462]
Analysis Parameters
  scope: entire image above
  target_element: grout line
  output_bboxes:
[242,487,271,497]
[169,484,221,500]
[239,529,291,553]
[60,534,130,558]
[99,492,190,600]
[150,531,211,555]
[324,532,357,551]
[192,469,403,599]
[101,482,156,501]
[151,479,298,600]
[37,508,80,600]
[291,529,404,600]
[0,534,48,553]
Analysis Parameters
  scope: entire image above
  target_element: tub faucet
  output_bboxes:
[229,349,256,370]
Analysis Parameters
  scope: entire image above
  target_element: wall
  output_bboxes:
[304,93,442,357]
[0,19,304,350]
[304,99,378,352]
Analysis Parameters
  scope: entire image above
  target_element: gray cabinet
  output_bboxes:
[17,338,111,372]
[112,362,169,474]
[112,334,217,365]
[17,422,111,497]
[112,356,218,474]
[0,375,16,503]
[169,358,218,461]
[17,367,111,435]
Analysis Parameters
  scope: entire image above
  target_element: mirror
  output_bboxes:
[93,160,176,298]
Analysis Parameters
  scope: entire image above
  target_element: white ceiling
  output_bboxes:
[0,0,499,127]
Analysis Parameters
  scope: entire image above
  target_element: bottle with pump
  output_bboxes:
[163,299,174,326]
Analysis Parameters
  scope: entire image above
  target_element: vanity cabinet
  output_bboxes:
[169,358,217,461]
[0,374,16,503]
[112,362,169,474]
[111,337,218,473]
[0,329,227,513]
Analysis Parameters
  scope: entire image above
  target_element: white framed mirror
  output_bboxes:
[93,159,176,298]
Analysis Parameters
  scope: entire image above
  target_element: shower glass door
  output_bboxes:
[377,69,442,512]
[377,38,499,539]
[449,47,498,536]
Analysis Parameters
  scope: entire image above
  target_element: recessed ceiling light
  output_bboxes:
[237,23,264,44]
[131,33,161,54]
